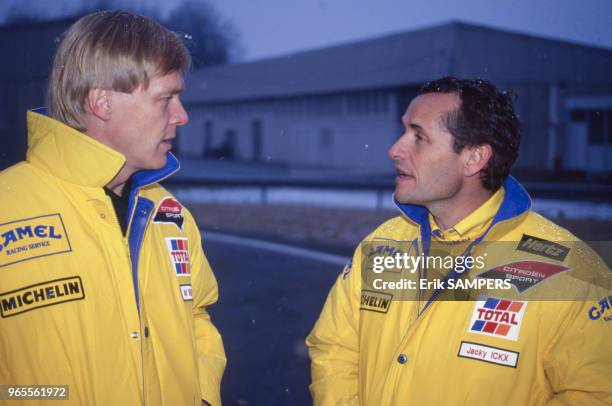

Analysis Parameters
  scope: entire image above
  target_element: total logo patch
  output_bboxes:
[468,297,527,341]
[153,197,184,230]
[165,237,190,276]
[477,261,569,293]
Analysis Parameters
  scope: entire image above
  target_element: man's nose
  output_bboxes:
[172,99,189,126]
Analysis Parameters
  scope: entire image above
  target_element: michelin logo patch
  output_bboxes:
[0,276,84,318]
[153,197,184,230]
[477,260,569,293]
[0,214,72,268]
[360,290,392,313]
[165,237,190,276]
[468,297,527,341]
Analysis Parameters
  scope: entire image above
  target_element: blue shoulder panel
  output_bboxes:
[127,153,180,226]
[32,107,49,115]
[490,176,531,226]
[125,153,180,312]
[128,197,155,311]
[393,175,533,316]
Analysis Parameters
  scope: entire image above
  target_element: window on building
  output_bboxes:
[588,111,604,145]
[220,129,236,159]
[570,110,586,122]
[203,121,213,158]
[608,111,612,143]
[251,119,263,162]
[314,96,343,116]
[347,91,389,115]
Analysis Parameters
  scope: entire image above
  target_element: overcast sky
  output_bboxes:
[2,0,611,61]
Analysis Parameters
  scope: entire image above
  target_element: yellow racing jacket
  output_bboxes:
[0,111,225,405]
[307,177,612,406]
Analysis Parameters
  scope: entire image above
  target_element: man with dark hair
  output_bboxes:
[0,11,224,405]
[307,77,611,405]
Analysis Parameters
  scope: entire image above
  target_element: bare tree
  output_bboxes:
[164,0,242,67]
[3,0,240,67]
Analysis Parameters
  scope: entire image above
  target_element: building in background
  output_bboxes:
[2,20,612,180]
[181,21,612,179]
[0,18,73,170]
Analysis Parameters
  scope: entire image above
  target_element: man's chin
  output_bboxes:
[394,191,423,206]
[142,156,168,171]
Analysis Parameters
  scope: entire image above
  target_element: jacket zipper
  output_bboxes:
[106,195,147,406]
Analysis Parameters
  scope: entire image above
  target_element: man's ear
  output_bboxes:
[85,88,112,121]
[463,144,493,177]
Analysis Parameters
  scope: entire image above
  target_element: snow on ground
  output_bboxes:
[171,186,612,220]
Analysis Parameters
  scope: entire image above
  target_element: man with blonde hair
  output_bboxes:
[0,11,225,405]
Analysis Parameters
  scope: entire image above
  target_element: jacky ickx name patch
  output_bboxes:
[458,341,519,368]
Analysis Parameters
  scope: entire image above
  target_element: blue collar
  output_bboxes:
[395,176,531,233]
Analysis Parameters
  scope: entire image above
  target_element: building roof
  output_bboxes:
[183,21,612,104]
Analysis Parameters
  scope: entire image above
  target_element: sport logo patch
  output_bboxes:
[153,197,184,230]
[0,276,85,318]
[516,234,569,261]
[165,238,190,276]
[360,290,392,313]
[0,214,72,268]
[468,298,527,341]
[477,261,569,293]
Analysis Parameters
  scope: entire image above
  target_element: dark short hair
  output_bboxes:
[419,76,521,191]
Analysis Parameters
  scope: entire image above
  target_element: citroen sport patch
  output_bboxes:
[0,276,85,318]
[458,341,519,368]
[165,237,190,276]
[179,284,193,301]
[0,214,72,268]
[153,197,184,230]
[477,261,569,293]
[360,290,392,313]
[468,298,527,341]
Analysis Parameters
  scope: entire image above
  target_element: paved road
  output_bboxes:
[202,232,349,406]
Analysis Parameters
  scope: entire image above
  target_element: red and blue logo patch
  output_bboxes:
[468,297,527,341]
[153,197,184,230]
[165,237,190,276]
[477,260,569,293]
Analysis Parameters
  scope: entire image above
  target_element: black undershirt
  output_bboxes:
[103,178,131,236]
